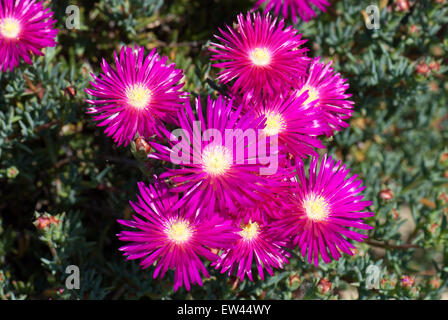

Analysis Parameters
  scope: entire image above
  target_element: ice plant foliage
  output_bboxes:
[294,57,354,136]
[107,11,373,292]
[85,46,184,146]
[117,179,238,292]
[210,12,309,99]
[254,0,331,23]
[273,154,374,266]
[0,0,58,72]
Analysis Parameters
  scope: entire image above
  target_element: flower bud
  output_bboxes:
[6,166,19,179]
[35,215,60,230]
[392,208,400,220]
[429,61,440,72]
[288,274,302,289]
[379,189,394,200]
[135,137,152,154]
[395,0,410,11]
[429,277,441,289]
[317,278,332,294]
[415,61,430,76]
[64,86,77,98]
[400,275,415,288]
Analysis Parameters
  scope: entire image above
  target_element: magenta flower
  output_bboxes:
[293,57,354,136]
[250,90,326,161]
[210,12,309,99]
[117,179,238,292]
[254,0,330,23]
[224,201,285,224]
[85,46,185,146]
[150,96,289,216]
[214,219,290,281]
[0,0,58,72]
[272,154,374,266]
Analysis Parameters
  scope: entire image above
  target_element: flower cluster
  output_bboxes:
[0,0,373,293]
[103,11,374,292]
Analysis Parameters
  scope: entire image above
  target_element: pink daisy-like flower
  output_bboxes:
[224,200,286,224]
[210,12,309,99]
[117,178,238,292]
[85,46,185,146]
[272,154,374,266]
[251,90,326,161]
[293,57,354,136]
[214,219,290,281]
[150,96,290,216]
[0,0,58,72]
[254,0,330,23]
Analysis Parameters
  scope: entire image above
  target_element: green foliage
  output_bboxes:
[0,0,447,300]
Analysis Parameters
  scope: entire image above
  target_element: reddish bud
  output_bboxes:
[430,223,439,233]
[392,208,400,220]
[408,24,419,35]
[135,137,152,154]
[439,192,448,204]
[289,274,301,287]
[64,86,77,98]
[36,216,60,230]
[6,166,19,179]
[395,0,410,11]
[429,81,439,92]
[380,189,394,200]
[429,61,440,72]
[429,277,441,289]
[400,275,415,288]
[318,278,332,294]
[415,61,431,76]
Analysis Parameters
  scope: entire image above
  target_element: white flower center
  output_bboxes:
[240,221,260,240]
[125,83,152,109]
[302,194,330,221]
[263,111,286,136]
[250,48,271,66]
[0,18,21,39]
[202,145,232,176]
[296,85,320,106]
[166,220,192,243]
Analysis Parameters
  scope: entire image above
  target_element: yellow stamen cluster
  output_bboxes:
[296,85,320,106]
[0,18,21,39]
[263,111,286,136]
[240,221,260,240]
[166,220,192,243]
[302,194,330,221]
[125,83,152,109]
[250,47,271,67]
[202,145,232,176]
